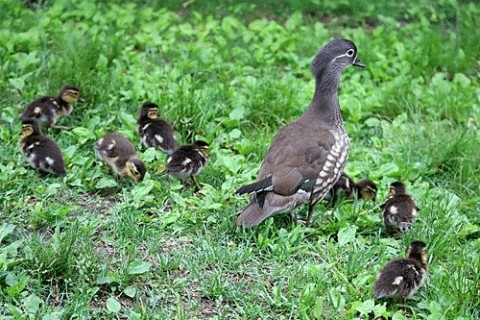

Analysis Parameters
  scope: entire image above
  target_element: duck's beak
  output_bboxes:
[79,96,86,103]
[353,57,366,68]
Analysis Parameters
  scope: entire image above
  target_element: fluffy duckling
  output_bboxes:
[137,102,178,154]
[21,85,85,128]
[19,119,66,176]
[356,179,378,201]
[381,181,420,234]
[95,133,146,182]
[374,241,428,300]
[166,140,209,190]
[329,173,377,204]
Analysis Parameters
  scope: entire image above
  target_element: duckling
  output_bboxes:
[19,119,66,176]
[374,240,428,300]
[95,133,146,182]
[355,178,378,201]
[137,102,178,154]
[329,173,377,204]
[381,181,420,234]
[165,140,209,190]
[21,85,85,128]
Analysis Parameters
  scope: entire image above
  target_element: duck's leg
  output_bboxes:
[191,176,201,191]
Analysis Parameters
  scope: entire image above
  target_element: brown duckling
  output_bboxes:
[381,181,420,234]
[95,133,146,183]
[329,173,377,204]
[166,140,209,190]
[355,178,378,201]
[374,241,428,300]
[137,102,178,155]
[21,85,85,128]
[19,119,66,176]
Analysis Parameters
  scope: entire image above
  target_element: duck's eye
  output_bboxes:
[347,49,355,57]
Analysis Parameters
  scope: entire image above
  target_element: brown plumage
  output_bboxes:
[374,241,428,300]
[19,119,65,176]
[21,85,85,127]
[235,39,366,228]
[137,102,178,155]
[95,133,146,182]
[166,140,209,190]
[381,181,420,234]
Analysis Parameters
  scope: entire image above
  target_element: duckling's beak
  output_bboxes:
[353,57,366,68]
[79,96,86,103]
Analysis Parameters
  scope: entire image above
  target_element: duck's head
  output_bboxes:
[356,179,377,201]
[126,156,146,182]
[193,140,210,157]
[60,85,85,103]
[311,39,366,80]
[389,181,407,196]
[406,241,428,266]
[140,102,159,119]
[20,119,42,138]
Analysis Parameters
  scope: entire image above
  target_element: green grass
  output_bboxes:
[1,0,480,319]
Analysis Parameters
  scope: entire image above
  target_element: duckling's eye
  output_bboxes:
[347,49,355,57]
[131,167,140,176]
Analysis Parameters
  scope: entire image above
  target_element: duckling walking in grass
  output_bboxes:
[329,173,377,204]
[381,181,419,234]
[374,241,428,300]
[19,119,66,176]
[166,140,209,190]
[21,85,85,129]
[137,102,178,155]
[95,133,146,183]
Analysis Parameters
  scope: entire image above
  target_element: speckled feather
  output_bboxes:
[19,123,65,176]
[95,133,144,179]
[21,86,83,126]
[374,258,427,299]
[374,241,428,300]
[381,194,419,233]
[137,103,178,154]
[166,143,208,180]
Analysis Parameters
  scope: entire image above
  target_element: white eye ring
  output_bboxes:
[347,49,355,57]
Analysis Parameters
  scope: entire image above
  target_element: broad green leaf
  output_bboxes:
[0,223,15,244]
[228,129,242,139]
[313,297,323,319]
[7,275,29,297]
[337,226,357,247]
[96,274,121,286]
[392,312,409,320]
[118,112,136,129]
[127,260,152,275]
[131,180,154,199]
[453,73,471,88]
[72,127,95,139]
[95,177,117,189]
[229,107,245,120]
[123,286,136,298]
[356,299,375,315]
[143,147,162,162]
[24,293,41,314]
[106,297,121,313]
[42,314,62,320]
[9,78,25,91]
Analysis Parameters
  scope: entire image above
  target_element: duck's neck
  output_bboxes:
[303,67,344,127]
